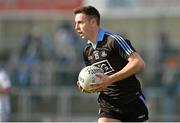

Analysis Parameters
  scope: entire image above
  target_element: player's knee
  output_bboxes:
[98,117,121,122]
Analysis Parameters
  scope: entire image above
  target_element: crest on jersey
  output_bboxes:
[101,51,107,57]
[88,56,93,60]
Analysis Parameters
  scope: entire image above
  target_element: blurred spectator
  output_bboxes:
[54,21,84,85]
[158,32,174,62]
[19,28,54,61]
[54,21,80,64]
[176,52,180,94]
[156,32,178,86]
[0,67,11,122]
[161,54,179,115]
[11,28,56,89]
[10,48,38,89]
[13,61,31,89]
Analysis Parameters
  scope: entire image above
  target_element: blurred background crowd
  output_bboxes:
[0,0,179,122]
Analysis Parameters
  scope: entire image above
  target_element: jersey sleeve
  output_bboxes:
[112,35,136,59]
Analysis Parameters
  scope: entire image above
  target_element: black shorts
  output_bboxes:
[98,95,149,122]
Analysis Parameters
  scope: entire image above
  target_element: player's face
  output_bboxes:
[75,13,92,39]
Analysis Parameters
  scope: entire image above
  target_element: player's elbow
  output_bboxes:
[139,59,145,70]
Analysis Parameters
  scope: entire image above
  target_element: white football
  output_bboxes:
[78,65,104,92]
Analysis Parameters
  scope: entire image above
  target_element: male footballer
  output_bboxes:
[74,5,149,122]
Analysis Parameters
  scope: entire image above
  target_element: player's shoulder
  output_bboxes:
[104,32,126,46]
[104,31,126,42]
[84,43,91,50]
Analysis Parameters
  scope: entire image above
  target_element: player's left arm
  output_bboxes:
[109,52,145,82]
[91,52,145,92]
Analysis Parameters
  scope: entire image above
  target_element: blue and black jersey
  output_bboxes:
[83,28,142,106]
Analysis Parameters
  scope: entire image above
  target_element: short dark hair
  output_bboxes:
[73,6,100,26]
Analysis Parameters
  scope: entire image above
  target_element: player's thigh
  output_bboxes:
[98,117,121,123]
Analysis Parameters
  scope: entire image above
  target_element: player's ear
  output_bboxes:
[90,18,97,26]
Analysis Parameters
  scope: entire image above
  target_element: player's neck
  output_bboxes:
[89,27,99,44]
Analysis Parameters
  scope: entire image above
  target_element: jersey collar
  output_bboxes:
[87,28,105,49]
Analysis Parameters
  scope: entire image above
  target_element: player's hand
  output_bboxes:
[90,73,113,92]
[76,81,92,94]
